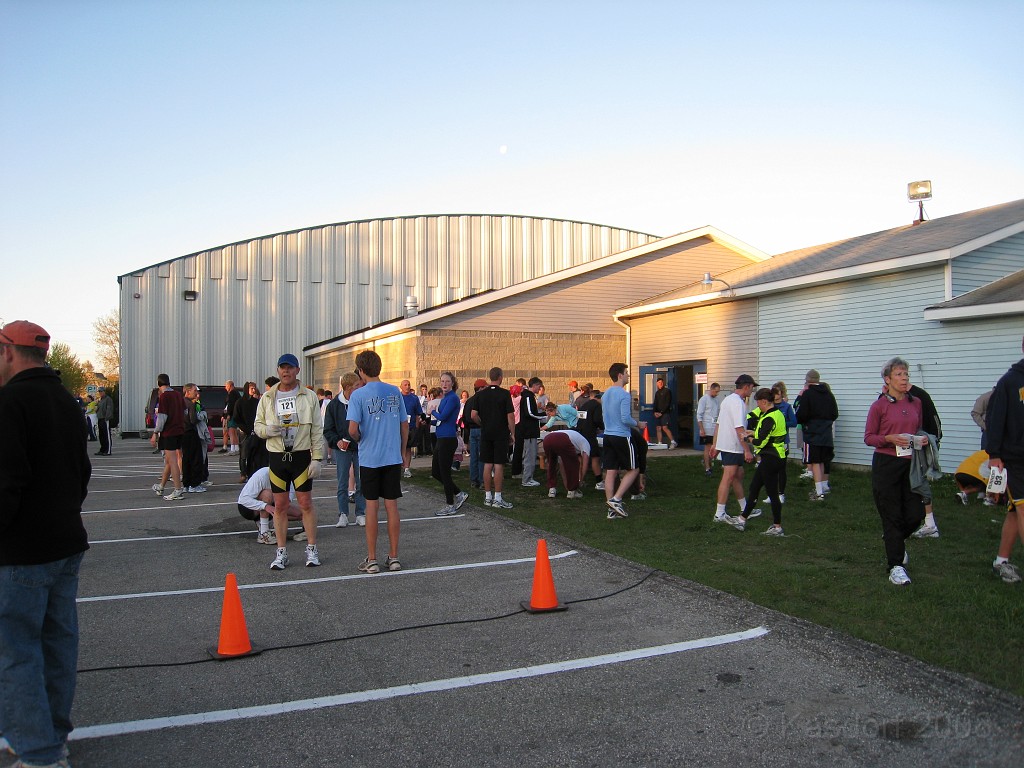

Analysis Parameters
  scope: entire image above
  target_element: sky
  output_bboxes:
[2,0,1022,368]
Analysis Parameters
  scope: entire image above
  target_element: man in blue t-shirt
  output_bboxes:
[347,350,408,575]
[399,379,424,478]
[601,362,639,520]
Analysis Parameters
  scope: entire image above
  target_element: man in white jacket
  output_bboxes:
[255,353,324,570]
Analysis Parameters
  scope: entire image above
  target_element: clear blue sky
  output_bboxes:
[2,0,1021,368]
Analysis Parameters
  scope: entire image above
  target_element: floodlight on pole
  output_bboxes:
[908,180,932,225]
[702,272,734,295]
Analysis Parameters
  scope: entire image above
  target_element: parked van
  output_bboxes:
[142,385,228,438]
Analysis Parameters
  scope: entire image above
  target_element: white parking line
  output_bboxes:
[82,495,338,514]
[69,626,769,740]
[89,514,463,544]
[77,550,579,603]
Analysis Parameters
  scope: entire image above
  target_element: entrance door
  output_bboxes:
[638,361,708,449]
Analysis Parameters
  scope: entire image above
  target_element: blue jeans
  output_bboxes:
[0,551,84,765]
[469,428,482,485]
[333,447,366,519]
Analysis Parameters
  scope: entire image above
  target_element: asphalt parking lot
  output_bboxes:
[12,440,1022,768]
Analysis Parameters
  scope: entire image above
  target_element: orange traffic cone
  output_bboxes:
[642,424,650,442]
[208,573,261,659]
[520,539,567,613]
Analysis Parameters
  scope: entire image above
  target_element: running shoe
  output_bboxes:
[271,548,289,570]
[151,483,165,496]
[630,493,647,501]
[888,565,911,586]
[669,440,678,449]
[713,513,731,523]
[163,487,185,501]
[384,556,402,572]
[725,515,745,531]
[305,544,321,567]
[188,485,207,493]
[453,491,469,510]
[358,557,380,574]
[336,515,349,528]
[746,507,762,519]
[605,499,627,518]
[256,531,275,545]
[993,561,1022,584]
[201,479,214,486]
[403,468,412,478]
[799,470,814,480]
[956,491,969,505]
[521,479,540,487]
[911,525,940,539]
[356,515,366,526]
[491,498,514,509]
[567,490,584,499]
[548,487,557,498]
[594,481,605,490]
[809,493,827,502]
[435,504,457,517]
[293,529,308,542]
[763,525,785,537]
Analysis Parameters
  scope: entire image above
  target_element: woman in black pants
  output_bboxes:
[431,372,468,517]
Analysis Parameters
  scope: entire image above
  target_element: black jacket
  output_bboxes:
[987,359,1024,463]
[0,367,90,565]
[796,383,839,447]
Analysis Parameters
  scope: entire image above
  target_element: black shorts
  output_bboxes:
[406,423,420,449]
[699,435,713,445]
[654,414,671,427]
[1006,459,1024,509]
[601,434,636,472]
[158,434,183,451]
[268,450,313,493]
[360,463,403,501]
[237,503,259,522]
[720,450,745,467]
[480,436,509,465]
[804,444,834,465]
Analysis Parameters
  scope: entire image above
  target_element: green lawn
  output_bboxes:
[416,454,1024,697]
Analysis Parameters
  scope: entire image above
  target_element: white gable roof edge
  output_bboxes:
[923,301,1024,322]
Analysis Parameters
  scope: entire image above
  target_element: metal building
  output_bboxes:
[118,214,658,434]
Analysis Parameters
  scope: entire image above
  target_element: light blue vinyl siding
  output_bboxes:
[951,232,1024,296]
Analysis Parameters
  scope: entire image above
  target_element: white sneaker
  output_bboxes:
[201,479,214,486]
[548,487,557,498]
[271,548,289,570]
[163,487,185,501]
[763,525,785,537]
[335,515,349,528]
[888,565,911,585]
[594,481,605,491]
[305,544,321,567]
[293,529,308,542]
[256,531,275,545]
[725,515,745,531]
[799,470,814,480]
[912,525,939,539]
[745,507,762,519]
[453,491,469,510]
[151,483,165,496]
[522,479,540,487]
[491,498,514,509]
[567,489,583,499]
[435,504,457,516]
[956,491,969,505]
[403,468,412,478]
[713,513,730,523]
[188,485,207,493]
[356,515,366,526]
[669,440,677,449]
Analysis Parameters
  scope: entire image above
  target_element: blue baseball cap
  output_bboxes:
[277,353,299,368]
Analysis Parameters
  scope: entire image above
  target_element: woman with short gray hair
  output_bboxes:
[863,357,929,586]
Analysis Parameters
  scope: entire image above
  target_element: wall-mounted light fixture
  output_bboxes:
[183,290,198,302]
[701,272,734,295]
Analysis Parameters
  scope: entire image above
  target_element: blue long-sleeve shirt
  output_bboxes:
[601,385,636,437]
[432,390,461,439]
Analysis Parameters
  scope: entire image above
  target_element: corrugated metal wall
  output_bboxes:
[118,215,657,433]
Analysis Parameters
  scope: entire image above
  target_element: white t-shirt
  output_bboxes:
[714,391,747,454]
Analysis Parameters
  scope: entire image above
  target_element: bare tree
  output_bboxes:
[92,309,120,379]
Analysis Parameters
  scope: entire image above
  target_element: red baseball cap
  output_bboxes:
[0,321,50,351]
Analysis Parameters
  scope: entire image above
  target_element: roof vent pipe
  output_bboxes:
[405,295,419,317]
